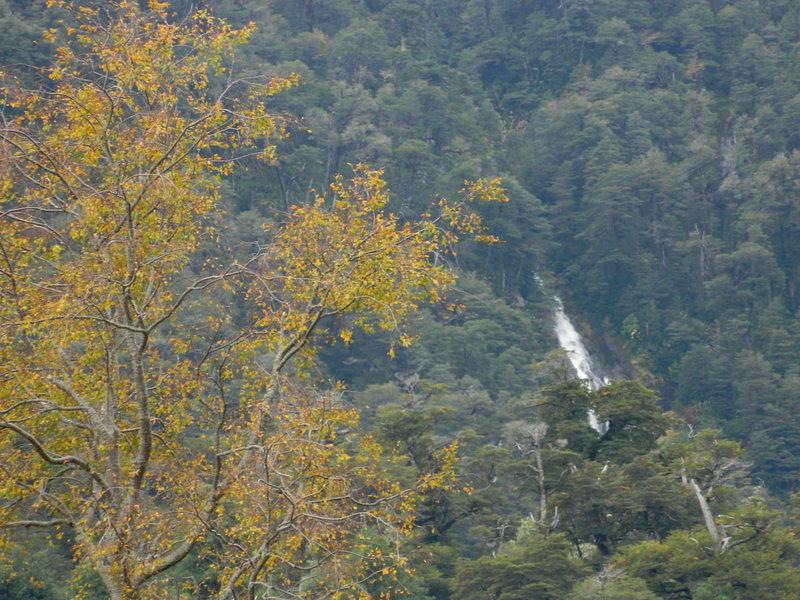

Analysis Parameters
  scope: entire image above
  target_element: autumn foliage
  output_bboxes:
[0,2,505,599]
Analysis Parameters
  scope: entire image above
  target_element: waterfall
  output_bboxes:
[548,294,610,434]
[552,297,607,390]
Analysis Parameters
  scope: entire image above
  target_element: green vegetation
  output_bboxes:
[1,0,799,598]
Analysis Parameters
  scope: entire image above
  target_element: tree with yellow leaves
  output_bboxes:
[0,2,506,599]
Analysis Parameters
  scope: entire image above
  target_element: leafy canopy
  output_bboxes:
[0,2,506,599]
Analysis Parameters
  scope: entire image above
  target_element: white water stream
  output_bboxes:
[548,292,610,434]
[552,296,607,391]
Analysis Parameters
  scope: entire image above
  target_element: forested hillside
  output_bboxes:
[1,1,799,599]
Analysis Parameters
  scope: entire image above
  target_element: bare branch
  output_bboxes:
[0,420,109,491]
[1,518,71,528]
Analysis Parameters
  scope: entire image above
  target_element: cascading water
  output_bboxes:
[546,290,610,434]
[552,296,607,391]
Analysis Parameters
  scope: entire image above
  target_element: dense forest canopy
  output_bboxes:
[1,0,799,599]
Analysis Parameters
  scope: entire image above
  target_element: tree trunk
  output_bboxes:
[690,478,720,544]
